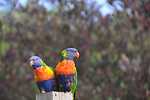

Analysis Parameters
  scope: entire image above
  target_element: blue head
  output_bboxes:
[29,56,42,69]
[61,48,80,60]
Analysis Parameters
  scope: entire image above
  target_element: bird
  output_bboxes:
[29,56,55,93]
[55,48,80,100]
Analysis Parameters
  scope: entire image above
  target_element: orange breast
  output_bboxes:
[55,60,76,75]
[34,66,54,82]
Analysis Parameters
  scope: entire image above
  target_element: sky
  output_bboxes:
[0,0,124,16]
[85,0,124,16]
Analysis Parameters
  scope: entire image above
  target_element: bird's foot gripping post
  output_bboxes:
[36,92,73,100]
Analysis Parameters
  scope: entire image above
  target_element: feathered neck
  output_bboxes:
[60,59,75,65]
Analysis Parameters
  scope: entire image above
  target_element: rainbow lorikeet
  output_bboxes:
[29,56,55,93]
[55,48,80,100]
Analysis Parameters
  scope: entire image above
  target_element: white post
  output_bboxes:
[36,92,73,100]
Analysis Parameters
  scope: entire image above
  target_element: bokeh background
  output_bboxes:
[0,0,150,100]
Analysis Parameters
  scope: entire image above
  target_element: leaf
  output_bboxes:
[90,51,102,66]
[108,96,113,100]
[0,41,10,56]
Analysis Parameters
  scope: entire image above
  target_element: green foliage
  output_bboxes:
[90,51,102,66]
[0,41,10,56]
[108,96,113,100]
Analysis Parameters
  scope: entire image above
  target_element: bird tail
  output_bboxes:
[73,92,76,100]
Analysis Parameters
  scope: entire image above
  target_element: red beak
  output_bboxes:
[75,51,80,58]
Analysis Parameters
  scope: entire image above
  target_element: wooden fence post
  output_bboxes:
[36,92,73,100]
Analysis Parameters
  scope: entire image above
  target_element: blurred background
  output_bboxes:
[0,0,150,100]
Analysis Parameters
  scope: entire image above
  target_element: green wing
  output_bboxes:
[71,71,77,100]
[41,60,47,66]
[41,60,54,70]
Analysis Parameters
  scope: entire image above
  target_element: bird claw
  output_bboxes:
[41,90,46,93]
